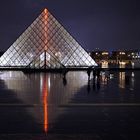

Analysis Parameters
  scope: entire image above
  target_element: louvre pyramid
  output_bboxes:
[0,9,97,69]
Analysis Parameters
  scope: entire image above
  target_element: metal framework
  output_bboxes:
[0,9,97,69]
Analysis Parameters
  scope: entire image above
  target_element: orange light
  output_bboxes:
[44,8,48,14]
[42,76,48,133]
[44,8,48,20]
[44,8,48,49]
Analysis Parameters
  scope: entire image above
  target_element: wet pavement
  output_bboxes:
[0,71,140,139]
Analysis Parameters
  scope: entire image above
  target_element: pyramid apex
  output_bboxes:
[44,8,48,13]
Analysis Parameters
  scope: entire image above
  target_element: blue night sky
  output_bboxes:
[0,0,139,51]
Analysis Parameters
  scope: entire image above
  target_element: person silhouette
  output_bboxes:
[62,68,68,86]
[96,68,101,80]
[63,76,67,86]
[93,68,96,79]
[87,67,92,81]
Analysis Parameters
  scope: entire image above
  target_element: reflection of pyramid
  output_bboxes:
[0,9,97,69]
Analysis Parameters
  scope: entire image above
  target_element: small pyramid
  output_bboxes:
[0,8,97,68]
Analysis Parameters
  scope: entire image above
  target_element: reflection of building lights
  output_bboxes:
[40,75,43,92]
[110,74,114,79]
[48,75,50,91]
[131,62,134,68]
[9,71,12,78]
[119,62,126,65]
[101,61,108,68]
[132,72,134,77]
[119,62,126,68]
[119,72,125,89]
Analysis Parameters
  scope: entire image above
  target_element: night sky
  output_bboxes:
[0,0,139,52]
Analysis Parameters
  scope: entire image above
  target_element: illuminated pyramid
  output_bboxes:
[0,9,97,69]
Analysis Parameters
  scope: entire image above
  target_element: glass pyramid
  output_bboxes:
[0,9,97,69]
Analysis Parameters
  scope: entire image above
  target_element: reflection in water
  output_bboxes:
[119,72,125,89]
[91,77,101,91]
[101,61,108,68]
[0,71,139,135]
[100,71,109,85]
[42,75,48,133]
[130,72,135,90]
[119,72,135,90]
[63,76,67,86]
[119,62,126,68]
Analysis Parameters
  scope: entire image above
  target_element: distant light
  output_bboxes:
[119,52,125,55]
[119,61,126,65]
[102,52,109,55]
[131,53,134,55]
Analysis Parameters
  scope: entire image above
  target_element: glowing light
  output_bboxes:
[119,72,125,89]
[55,52,61,58]
[132,72,134,77]
[101,61,108,68]
[42,76,48,133]
[44,8,48,49]
[119,52,125,55]
[131,53,134,55]
[40,53,44,61]
[102,52,109,55]
[119,62,126,65]
[44,8,48,14]
[119,61,126,68]
[131,62,134,68]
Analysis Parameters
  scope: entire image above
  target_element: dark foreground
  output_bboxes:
[0,70,140,140]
